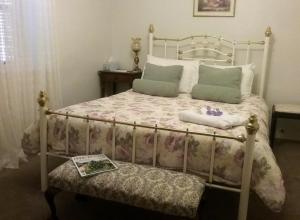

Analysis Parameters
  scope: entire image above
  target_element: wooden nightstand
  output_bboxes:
[98,70,142,97]
[270,104,300,148]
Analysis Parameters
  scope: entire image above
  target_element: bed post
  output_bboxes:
[149,24,154,56]
[38,91,48,192]
[238,115,259,220]
[259,27,272,98]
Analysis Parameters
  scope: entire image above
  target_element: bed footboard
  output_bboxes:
[38,91,259,220]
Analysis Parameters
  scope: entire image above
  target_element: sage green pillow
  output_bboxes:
[192,84,241,104]
[198,65,242,88]
[143,63,183,83]
[133,79,178,97]
[192,65,242,104]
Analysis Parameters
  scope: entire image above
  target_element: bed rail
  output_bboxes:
[38,91,258,220]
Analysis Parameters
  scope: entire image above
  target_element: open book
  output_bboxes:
[72,154,118,177]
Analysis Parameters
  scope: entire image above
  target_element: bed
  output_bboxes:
[22,25,285,220]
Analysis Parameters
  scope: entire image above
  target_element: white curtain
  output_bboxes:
[0,0,62,169]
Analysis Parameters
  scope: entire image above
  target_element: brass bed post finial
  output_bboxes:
[237,134,247,143]
[265,26,272,37]
[149,24,155,33]
[246,115,259,135]
[38,91,48,107]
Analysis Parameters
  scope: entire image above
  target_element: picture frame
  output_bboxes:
[193,0,236,17]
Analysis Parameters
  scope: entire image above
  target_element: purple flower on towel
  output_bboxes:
[206,106,212,115]
[206,106,223,116]
[215,108,223,116]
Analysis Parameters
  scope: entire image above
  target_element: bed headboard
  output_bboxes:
[148,24,272,98]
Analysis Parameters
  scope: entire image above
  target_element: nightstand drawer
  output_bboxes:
[270,104,300,148]
[103,74,136,82]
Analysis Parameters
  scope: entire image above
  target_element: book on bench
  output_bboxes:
[72,154,118,177]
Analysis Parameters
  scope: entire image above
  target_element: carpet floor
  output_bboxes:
[0,140,299,220]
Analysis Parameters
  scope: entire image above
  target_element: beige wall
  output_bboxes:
[110,0,300,139]
[54,0,300,139]
[55,0,112,106]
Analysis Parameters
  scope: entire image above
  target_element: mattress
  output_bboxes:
[22,90,285,211]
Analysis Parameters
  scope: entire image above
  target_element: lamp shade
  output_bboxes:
[131,38,141,52]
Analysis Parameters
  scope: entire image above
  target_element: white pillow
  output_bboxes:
[145,55,199,93]
[204,64,255,98]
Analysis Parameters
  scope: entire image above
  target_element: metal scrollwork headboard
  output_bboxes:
[148,24,272,98]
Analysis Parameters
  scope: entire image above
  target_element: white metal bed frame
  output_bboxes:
[38,25,272,220]
[148,24,272,98]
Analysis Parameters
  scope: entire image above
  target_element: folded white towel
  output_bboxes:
[179,108,247,129]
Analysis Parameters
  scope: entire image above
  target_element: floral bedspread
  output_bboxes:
[22,90,285,211]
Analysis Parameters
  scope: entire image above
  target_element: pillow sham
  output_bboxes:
[204,64,255,98]
[146,55,199,93]
[132,79,178,97]
[192,84,241,104]
[143,63,183,83]
[198,65,242,87]
[191,65,242,104]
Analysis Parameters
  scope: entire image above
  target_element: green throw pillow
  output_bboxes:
[143,63,183,83]
[133,79,178,97]
[191,65,242,104]
[198,65,242,88]
[192,84,241,104]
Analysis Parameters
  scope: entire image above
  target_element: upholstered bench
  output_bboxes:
[45,160,206,219]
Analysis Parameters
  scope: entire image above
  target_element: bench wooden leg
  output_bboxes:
[196,188,209,220]
[45,187,61,220]
[75,193,90,202]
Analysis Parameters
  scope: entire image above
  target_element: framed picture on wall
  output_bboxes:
[193,0,236,17]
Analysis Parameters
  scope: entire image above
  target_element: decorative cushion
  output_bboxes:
[132,79,178,97]
[49,160,205,218]
[191,65,242,104]
[204,64,255,98]
[192,84,241,104]
[143,63,183,84]
[198,65,242,87]
[146,55,199,93]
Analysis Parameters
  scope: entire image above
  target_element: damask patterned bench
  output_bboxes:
[45,160,206,219]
